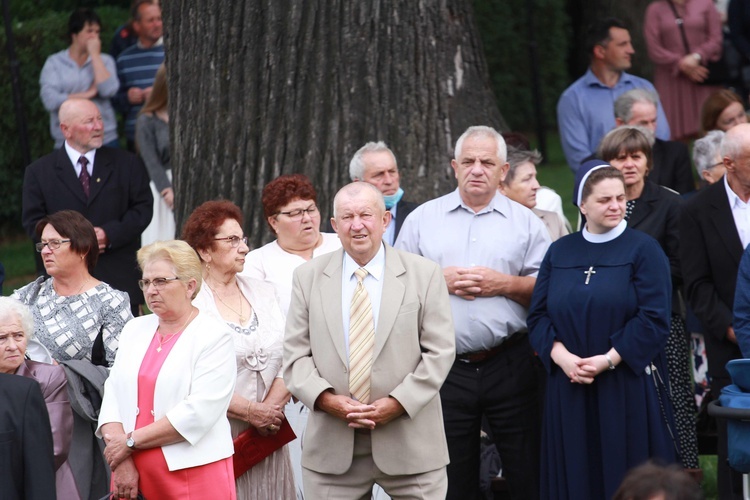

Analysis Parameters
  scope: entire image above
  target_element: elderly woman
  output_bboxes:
[701,89,748,134]
[97,240,236,500]
[0,297,79,499]
[183,200,294,499]
[693,129,726,185]
[499,147,569,241]
[12,210,132,366]
[596,127,698,473]
[528,165,677,499]
[240,174,340,498]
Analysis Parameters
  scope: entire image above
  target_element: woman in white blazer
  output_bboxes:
[97,240,237,500]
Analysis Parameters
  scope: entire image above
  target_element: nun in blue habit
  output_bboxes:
[528,162,678,500]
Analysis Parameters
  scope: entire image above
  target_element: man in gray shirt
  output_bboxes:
[396,125,550,500]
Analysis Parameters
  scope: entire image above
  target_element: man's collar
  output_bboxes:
[64,142,96,168]
[725,173,750,206]
[343,242,385,280]
[584,67,632,88]
[447,188,507,216]
[137,36,164,49]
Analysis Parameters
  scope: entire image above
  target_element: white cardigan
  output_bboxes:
[96,311,236,471]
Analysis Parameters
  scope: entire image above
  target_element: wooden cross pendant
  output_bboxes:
[584,266,596,285]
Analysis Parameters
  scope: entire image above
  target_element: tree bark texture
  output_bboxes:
[164,0,505,247]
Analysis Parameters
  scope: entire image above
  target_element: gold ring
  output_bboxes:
[269,425,277,431]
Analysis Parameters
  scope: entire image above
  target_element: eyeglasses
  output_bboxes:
[276,206,318,221]
[138,277,181,291]
[35,239,71,252]
[0,331,25,347]
[708,162,724,169]
[214,236,248,248]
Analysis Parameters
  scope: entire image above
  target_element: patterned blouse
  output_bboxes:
[12,277,133,365]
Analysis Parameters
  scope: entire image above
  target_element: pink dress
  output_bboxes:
[130,331,236,499]
[644,0,723,140]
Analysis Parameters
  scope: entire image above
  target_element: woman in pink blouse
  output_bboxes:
[644,0,723,141]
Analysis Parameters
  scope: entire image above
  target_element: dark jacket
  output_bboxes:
[21,146,153,313]
[680,177,743,382]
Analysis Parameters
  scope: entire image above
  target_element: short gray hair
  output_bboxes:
[504,147,543,185]
[0,297,35,339]
[614,89,659,123]
[454,126,506,162]
[332,182,385,218]
[693,130,725,178]
[349,141,397,181]
[137,240,203,299]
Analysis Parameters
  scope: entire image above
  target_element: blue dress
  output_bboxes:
[528,227,678,500]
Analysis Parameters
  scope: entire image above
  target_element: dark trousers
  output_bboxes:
[441,335,541,500]
[712,376,744,500]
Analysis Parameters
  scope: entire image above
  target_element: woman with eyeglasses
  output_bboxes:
[12,210,132,366]
[241,174,341,314]
[183,200,295,499]
[239,174,340,498]
[97,239,237,500]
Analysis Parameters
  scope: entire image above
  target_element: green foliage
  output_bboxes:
[0,6,129,235]
[9,0,130,23]
[473,0,570,131]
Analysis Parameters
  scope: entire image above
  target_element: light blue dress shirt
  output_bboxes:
[557,68,671,172]
[395,190,550,354]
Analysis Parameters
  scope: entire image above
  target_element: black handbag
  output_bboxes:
[666,0,732,86]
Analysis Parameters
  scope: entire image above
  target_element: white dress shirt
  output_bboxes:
[64,141,95,176]
[725,174,750,249]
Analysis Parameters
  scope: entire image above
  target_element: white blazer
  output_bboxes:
[96,311,237,471]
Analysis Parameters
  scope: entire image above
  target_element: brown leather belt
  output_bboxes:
[456,332,527,364]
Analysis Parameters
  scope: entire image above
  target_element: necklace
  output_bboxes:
[205,279,247,323]
[156,309,194,352]
[52,276,90,296]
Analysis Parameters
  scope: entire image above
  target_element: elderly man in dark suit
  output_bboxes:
[614,89,695,194]
[0,372,56,499]
[284,182,455,498]
[681,122,750,499]
[22,98,153,316]
[348,141,419,245]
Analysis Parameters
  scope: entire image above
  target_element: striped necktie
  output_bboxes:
[349,267,375,404]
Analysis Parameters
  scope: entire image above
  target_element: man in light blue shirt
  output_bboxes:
[557,18,670,172]
[396,126,550,500]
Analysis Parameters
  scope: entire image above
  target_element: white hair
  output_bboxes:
[693,130,725,178]
[0,297,35,339]
[454,126,506,162]
[349,141,397,181]
[614,89,660,123]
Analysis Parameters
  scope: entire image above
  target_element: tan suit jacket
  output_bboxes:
[284,245,455,475]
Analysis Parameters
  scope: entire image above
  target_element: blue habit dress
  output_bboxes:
[528,223,678,500]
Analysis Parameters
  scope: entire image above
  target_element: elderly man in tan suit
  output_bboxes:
[284,182,455,499]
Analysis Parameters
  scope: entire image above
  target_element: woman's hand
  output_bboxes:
[103,432,133,470]
[246,401,284,432]
[575,355,610,382]
[112,457,139,499]
[160,187,174,210]
[550,342,589,383]
[677,54,709,82]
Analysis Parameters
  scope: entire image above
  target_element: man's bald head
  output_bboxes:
[722,123,750,161]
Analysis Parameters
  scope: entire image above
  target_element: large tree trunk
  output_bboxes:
[164,0,505,247]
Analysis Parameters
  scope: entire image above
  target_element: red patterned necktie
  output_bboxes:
[78,156,90,197]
